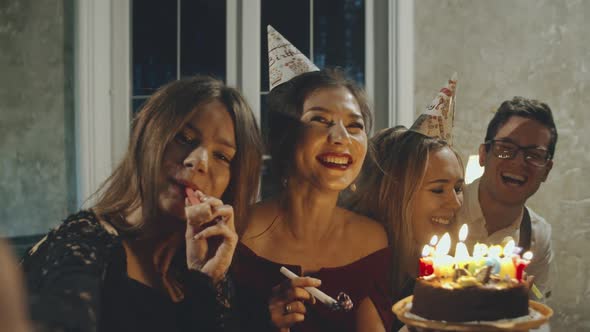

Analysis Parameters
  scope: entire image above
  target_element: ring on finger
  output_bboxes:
[283,303,292,315]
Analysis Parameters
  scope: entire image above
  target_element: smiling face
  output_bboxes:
[411,146,464,245]
[291,86,368,192]
[158,99,237,220]
[479,116,553,206]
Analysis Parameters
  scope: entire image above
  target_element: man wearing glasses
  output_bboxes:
[458,96,558,300]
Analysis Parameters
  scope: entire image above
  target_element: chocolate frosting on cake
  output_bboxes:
[411,279,529,322]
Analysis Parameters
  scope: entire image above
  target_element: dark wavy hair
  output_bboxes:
[485,96,558,159]
[266,68,372,189]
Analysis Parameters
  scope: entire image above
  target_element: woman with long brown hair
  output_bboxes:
[21,75,263,331]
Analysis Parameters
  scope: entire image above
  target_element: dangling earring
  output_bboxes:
[282,178,288,188]
[349,183,357,192]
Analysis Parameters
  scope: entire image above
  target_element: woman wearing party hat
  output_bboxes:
[232,26,394,332]
[345,74,464,331]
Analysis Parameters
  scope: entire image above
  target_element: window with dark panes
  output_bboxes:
[130,0,366,200]
[132,0,226,114]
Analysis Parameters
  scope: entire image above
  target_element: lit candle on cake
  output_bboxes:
[433,233,454,278]
[430,235,439,247]
[419,245,434,277]
[472,243,488,258]
[485,245,502,274]
[422,235,438,257]
[499,239,517,279]
[468,243,488,275]
[515,251,533,281]
[454,224,470,269]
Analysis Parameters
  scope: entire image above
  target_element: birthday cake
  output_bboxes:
[410,230,533,322]
[411,272,530,322]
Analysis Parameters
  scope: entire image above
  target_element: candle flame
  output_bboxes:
[459,224,468,241]
[421,245,431,257]
[488,245,502,258]
[523,251,533,260]
[435,233,451,256]
[455,242,470,260]
[503,240,515,257]
[429,235,439,246]
[472,243,488,258]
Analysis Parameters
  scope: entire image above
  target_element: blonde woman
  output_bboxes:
[346,126,464,331]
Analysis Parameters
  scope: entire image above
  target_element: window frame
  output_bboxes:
[76,0,131,207]
[76,0,414,204]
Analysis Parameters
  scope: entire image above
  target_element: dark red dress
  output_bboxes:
[232,242,394,332]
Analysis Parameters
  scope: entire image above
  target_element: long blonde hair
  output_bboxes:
[346,126,462,298]
[92,76,263,236]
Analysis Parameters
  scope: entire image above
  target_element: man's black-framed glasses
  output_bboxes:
[485,140,551,167]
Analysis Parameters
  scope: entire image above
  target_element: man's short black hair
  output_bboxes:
[484,96,558,159]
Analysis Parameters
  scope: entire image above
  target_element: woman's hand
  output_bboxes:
[185,190,238,284]
[268,276,321,331]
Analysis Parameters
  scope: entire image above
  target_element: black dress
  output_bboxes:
[21,210,236,332]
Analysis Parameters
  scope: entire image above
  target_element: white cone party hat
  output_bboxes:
[410,73,458,144]
[267,25,319,91]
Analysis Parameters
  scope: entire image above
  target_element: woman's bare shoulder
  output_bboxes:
[338,208,389,252]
